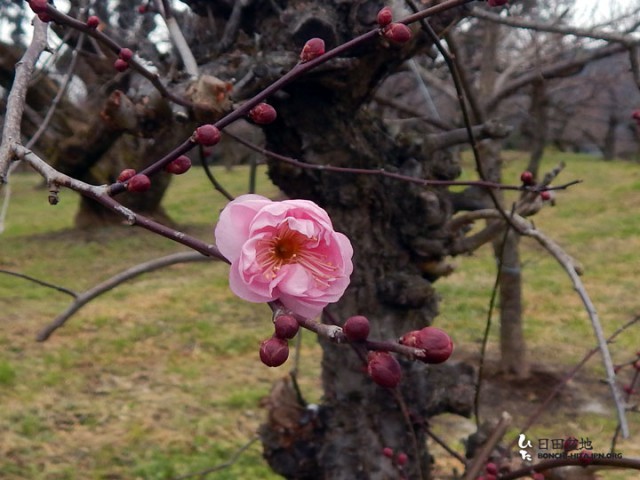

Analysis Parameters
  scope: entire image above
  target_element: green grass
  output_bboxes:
[1,158,640,478]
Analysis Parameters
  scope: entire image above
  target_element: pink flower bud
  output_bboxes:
[248,103,277,125]
[520,170,534,185]
[396,452,408,466]
[126,174,151,193]
[119,48,134,62]
[343,315,370,342]
[382,447,394,458]
[377,7,393,27]
[29,0,48,14]
[86,15,100,29]
[383,23,412,44]
[274,315,299,339]
[300,38,325,63]
[164,155,192,175]
[138,4,147,14]
[114,58,129,72]
[633,109,640,121]
[194,124,221,146]
[540,190,551,201]
[367,351,401,388]
[259,337,289,367]
[117,168,136,183]
[401,327,453,364]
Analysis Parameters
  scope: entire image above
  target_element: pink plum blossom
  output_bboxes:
[214,194,353,318]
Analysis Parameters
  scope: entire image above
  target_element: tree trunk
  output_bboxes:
[252,4,475,477]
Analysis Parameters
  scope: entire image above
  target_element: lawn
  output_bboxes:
[1,153,639,479]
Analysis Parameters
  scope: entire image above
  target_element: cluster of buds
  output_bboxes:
[114,48,134,72]
[520,170,551,201]
[367,324,454,388]
[382,447,409,473]
[259,314,300,367]
[377,7,412,44]
[116,168,151,193]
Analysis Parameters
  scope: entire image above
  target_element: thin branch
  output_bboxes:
[37,251,213,341]
[171,436,260,480]
[200,147,235,201]
[474,211,512,428]
[0,19,48,184]
[470,7,640,46]
[225,130,577,193]
[510,315,640,451]
[27,34,85,150]
[499,456,640,480]
[463,412,512,480]
[12,145,227,261]
[452,209,630,438]
[0,269,78,298]
[154,0,198,77]
[425,426,467,465]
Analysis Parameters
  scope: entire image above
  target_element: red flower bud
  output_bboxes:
[114,58,129,72]
[126,174,151,193]
[86,15,100,29]
[300,38,325,63]
[520,170,534,185]
[564,436,578,452]
[382,447,394,458]
[117,168,136,183]
[488,0,509,6]
[401,327,453,364]
[633,109,640,122]
[396,452,408,466]
[248,103,277,125]
[164,155,192,175]
[343,315,370,342]
[29,0,48,14]
[37,11,52,22]
[259,337,289,367]
[540,190,551,201]
[383,23,412,44]
[274,314,299,339]
[485,462,498,474]
[623,384,635,395]
[367,351,401,388]
[138,4,147,14]
[194,124,221,146]
[377,7,393,27]
[119,48,134,62]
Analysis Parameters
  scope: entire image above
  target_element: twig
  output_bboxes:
[392,389,425,480]
[452,209,630,438]
[0,19,48,184]
[154,0,198,77]
[225,130,574,193]
[12,146,228,262]
[499,456,640,480]
[425,426,467,465]
[470,7,640,46]
[463,412,512,480]
[474,209,513,428]
[510,315,640,451]
[200,147,235,201]
[0,269,78,298]
[171,436,260,480]
[37,251,213,341]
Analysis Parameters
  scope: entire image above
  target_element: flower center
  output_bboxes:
[256,224,337,286]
